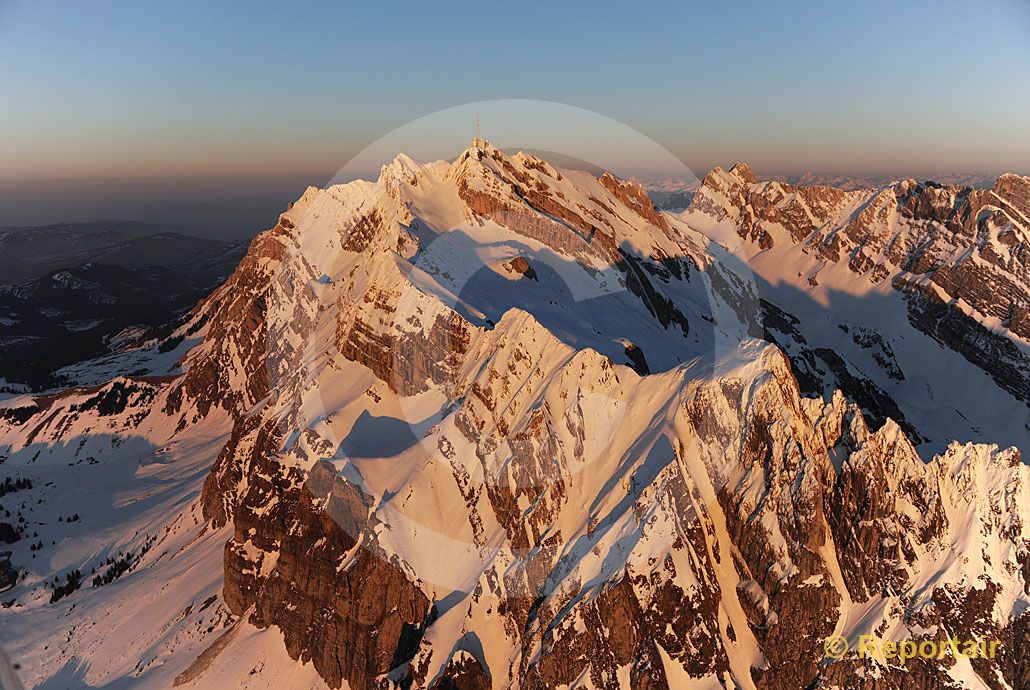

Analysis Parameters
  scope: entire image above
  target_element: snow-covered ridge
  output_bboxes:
[684,165,1030,344]
[682,164,1030,452]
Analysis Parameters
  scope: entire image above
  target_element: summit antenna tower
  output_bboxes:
[474,113,482,147]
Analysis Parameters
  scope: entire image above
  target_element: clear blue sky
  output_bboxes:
[2,0,1029,182]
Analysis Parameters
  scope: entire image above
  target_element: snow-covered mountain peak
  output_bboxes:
[3,145,1028,690]
[378,151,430,189]
[727,161,757,184]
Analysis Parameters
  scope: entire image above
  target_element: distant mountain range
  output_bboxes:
[642,171,1010,210]
[0,222,245,389]
[0,221,232,284]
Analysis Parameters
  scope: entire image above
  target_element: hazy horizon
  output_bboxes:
[1,154,1020,241]
[1,157,1019,241]
[2,0,1029,187]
